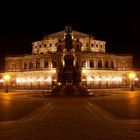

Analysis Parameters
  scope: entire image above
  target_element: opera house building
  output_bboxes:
[0,26,139,89]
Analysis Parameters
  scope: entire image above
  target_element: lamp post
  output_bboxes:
[129,72,136,91]
[3,74,10,93]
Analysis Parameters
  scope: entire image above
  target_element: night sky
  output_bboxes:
[0,2,140,69]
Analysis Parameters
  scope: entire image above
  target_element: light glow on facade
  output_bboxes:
[0,79,4,83]
[44,77,52,82]
[135,77,139,81]
[0,26,139,89]
[129,72,136,80]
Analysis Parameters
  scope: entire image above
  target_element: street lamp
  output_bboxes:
[3,74,10,93]
[129,72,136,91]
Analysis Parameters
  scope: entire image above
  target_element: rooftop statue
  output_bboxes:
[65,25,73,52]
[65,25,72,34]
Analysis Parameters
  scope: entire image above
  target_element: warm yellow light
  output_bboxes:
[129,72,136,79]
[82,69,87,73]
[58,82,61,86]
[36,78,41,82]
[44,77,52,82]
[112,77,122,81]
[105,77,110,81]
[16,78,22,83]
[29,79,33,82]
[52,70,56,73]
[134,77,139,81]
[22,79,27,82]
[87,77,94,81]
[96,77,102,81]
[3,74,10,81]
[0,79,4,82]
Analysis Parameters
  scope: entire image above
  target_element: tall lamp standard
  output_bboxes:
[3,74,10,93]
[129,72,136,91]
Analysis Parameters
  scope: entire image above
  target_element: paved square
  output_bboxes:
[0,89,140,139]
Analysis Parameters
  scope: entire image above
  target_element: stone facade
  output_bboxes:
[1,26,138,89]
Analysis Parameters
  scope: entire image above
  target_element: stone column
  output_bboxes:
[48,58,52,68]
[42,58,44,68]
[86,59,90,68]
[116,61,119,69]
[27,60,29,69]
[93,59,95,68]
[109,61,111,68]
[22,61,25,70]
[102,59,105,68]
[94,59,98,68]
[85,60,88,68]
[114,61,116,69]
[40,58,44,69]
[34,59,36,69]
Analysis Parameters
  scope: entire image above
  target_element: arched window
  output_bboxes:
[98,60,102,68]
[44,60,48,68]
[105,61,109,68]
[111,61,114,68]
[36,77,40,82]
[24,63,27,69]
[44,76,48,81]
[29,62,33,69]
[82,76,87,82]
[36,59,40,68]
[99,76,102,80]
[90,60,94,68]
[12,63,16,71]
[50,43,52,47]
[91,76,94,80]
[52,60,57,68]
[82,61,86,68]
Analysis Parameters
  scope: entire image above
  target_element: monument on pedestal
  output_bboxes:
[52,25,88,96]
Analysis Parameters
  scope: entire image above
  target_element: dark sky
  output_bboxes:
[0,2,140,68]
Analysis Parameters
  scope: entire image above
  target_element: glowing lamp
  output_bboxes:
[0,79,4,82]
[134,77,139,81]
[128,72,136,91]
[58,82,61,86]
[3,74,10,93]
[97,77,102,81]
[129,72,136,80]
[3,74,10,81]
[87,77,94,81]
[105,77,110,81]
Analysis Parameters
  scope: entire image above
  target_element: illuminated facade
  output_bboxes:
[1,26,137,89]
